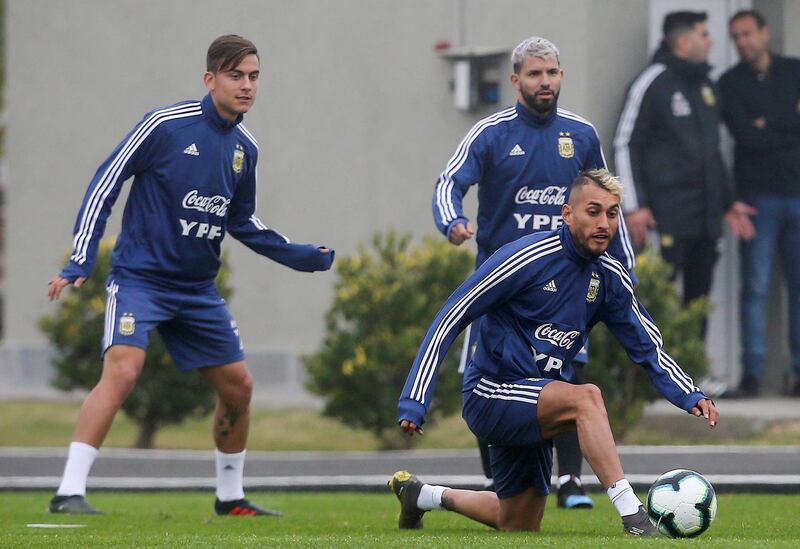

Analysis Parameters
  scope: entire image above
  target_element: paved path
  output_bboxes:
[1,445,798,493]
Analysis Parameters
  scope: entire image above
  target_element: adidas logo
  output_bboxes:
[509,144,525,156]
[543,279,558,292]
[183,143,200,156]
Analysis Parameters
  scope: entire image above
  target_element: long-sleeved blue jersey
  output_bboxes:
[433,102,635,268]
[398,223,705,428]
[60,94,333,288]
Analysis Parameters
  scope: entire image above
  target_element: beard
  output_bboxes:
[575,231,612,258]
[521,88,559,115]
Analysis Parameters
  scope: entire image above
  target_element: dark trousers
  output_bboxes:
[659,236,719,339]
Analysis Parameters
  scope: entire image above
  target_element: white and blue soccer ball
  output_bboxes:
[645,469,717,538]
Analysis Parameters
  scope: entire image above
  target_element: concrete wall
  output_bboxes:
[16,0,792,400]
[2,0,649,400]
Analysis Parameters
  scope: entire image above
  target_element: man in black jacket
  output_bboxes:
[613,11,753,338]
[719,10,800,397]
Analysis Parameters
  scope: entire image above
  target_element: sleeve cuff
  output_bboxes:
[681,391,708,413]
[397,398,427,427]
[445,217,470,239]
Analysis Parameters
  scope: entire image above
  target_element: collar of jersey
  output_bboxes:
[515,101,557,127]
[202,94,243,131]
[559,223,598,265]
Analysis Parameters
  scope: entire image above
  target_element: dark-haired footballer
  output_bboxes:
[47,34,333,516]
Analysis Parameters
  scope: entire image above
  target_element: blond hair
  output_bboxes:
[571,169,623,202]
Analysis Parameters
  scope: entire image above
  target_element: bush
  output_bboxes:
[304,231,474,449]
[584,249,709,439]
[39,241,233,448]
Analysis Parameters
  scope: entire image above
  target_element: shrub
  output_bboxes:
[39,241,233,448]
[304,231,474,449]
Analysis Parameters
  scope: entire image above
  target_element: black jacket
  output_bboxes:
[718,54,800,199]
[614,48,733,239]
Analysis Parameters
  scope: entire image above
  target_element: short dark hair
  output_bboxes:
[663,11,707,49]
[730,9,767,29]
[206,34,258,73]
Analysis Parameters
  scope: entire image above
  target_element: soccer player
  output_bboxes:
[433,36,635,508]
[392,169,718,535]
[47,35,334,515]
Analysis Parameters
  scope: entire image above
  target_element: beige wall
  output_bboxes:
[3,0,651,358]
[783,0,800,54]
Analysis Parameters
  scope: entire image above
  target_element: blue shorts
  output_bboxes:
[102,278,244,371]
[463,377,555,499]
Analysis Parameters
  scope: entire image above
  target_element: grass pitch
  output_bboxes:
[1,492,798,548]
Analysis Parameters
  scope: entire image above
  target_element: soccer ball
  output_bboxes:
[646,469,717,538]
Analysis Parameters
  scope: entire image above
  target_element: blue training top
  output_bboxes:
[398,223,705,428]
[60,94,333,289]
[432,102,635,269]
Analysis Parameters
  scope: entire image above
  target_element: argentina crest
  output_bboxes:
[118,313,136,336]
[232,143,245,173]
[558,131,574,158]
[586,272,600,302]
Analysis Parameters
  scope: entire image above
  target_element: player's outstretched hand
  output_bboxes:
[448,222,475,246]
[48,275,86,301]
[690,398,718,428]
[399,419,424,437]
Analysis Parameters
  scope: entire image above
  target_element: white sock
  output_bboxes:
[215,449,246,502]
[416,484,447,511]
[607,478,642,517]
[56,442,98,496]
[558,474,581,488]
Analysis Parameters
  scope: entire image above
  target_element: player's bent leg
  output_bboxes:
[441,487,500,528]
[497,488,547,532]
[537,382,659,536]
[388,470,500,530]
[200,361,281,517]
[200,360,253,453]
[51,345,146,513]
[73,345,146,448]
[537,381,623,489]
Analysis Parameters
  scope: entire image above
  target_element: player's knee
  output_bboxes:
[103,360,141,396]
[222,370,253,408]
[238,371,254,403]
[577,384,606,414]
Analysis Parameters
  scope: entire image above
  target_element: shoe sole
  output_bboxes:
[559,494,594,509]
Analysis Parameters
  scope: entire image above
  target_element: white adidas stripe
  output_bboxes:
[475,384,541,400]
[72,103,202,264]
[234,124,287,240]
[557,107,636,270]
[434,107,517,226]
[410,235,561,402]
[414,236,563,402]
[474,377,543,404]
[557,108,608,166]
[613,64,667,211]
[411,236,561,401]
[600,254,696,394]
[616,212,636,270]
[237,124,258,148]
[103,281,119,352]
[476,381,541,395]
[436,107,516,223]
[472,388,538,405]
[73,103,202,263]
[478,377,546,390]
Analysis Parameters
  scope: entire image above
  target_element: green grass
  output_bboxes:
[1,492,798,548]
[2,399,799,450]
[0,400,478,451]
